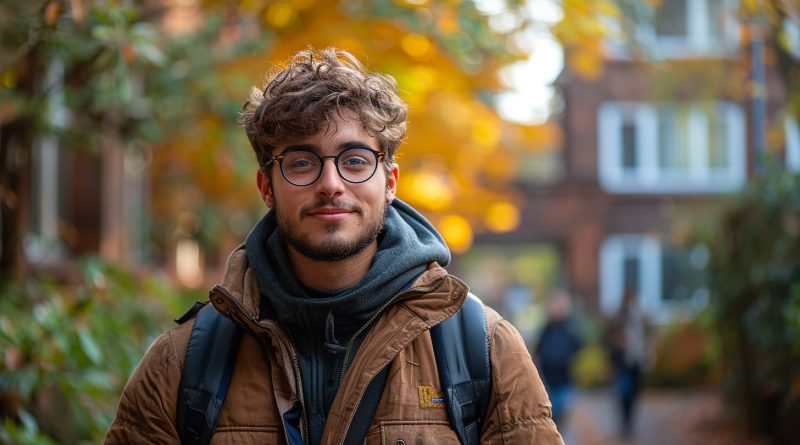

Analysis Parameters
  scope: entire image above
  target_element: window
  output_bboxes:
[608,0,739,59]
[657,105,689,170]
[622,256,641,291]
[598,101,746,193]
[600,235,709,323]
[708,108,731,168]
[26,59,68,263]
[26,60,149,265]
[27,135,64,262]
[661,245,708,302]
[654,0,688,37]
[621,121,638,169]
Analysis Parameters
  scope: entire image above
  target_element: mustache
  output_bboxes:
[300,198,363,216]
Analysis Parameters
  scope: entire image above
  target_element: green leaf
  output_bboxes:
[78,329,103,365]
[133,41,166,65]
[18,409,38,434]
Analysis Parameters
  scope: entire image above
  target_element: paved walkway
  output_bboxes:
[560,388,770,445]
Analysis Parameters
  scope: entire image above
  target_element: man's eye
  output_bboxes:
[288,157,317,169]
[341,157,369,167]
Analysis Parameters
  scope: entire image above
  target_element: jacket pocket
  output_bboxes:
[366,420,460,445]
[211,425,285,444]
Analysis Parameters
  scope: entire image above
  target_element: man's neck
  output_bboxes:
[287,243,377,291]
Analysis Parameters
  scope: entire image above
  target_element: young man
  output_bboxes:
[105,47,563,444]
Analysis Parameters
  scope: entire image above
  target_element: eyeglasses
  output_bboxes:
[266,147,386,187]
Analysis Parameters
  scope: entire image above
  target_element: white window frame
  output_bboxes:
[784,17,800,60]
[600,234,709,323]
[605,0,740,59]
[26,59,68,263]
[599,234,661,317]
[598,101,746,193]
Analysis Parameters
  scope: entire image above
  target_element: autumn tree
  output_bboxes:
[1,0,566,285]
[150,0,563,258]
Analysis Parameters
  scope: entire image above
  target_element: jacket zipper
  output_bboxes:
[335,277,452,441]
[337,279,444,384]
[211,285,310,443]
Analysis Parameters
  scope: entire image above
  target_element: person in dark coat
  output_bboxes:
[606,288,651,438]
[535,291,583,427]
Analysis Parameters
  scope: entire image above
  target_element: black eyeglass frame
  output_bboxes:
[265,147,387,187]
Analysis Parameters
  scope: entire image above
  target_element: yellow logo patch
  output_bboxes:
[418,386,446,409]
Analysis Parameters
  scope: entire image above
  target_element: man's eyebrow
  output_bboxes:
[340,140,375,150]
[280,144,317,154]
[279,141,375,155]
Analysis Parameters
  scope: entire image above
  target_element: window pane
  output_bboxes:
[622,122,638,168]
[708,106,729,168]
[658,107,676,167]
[623,256,640,292]
[708,0,725,40]
[661,247,689,301]
[654,0,688,37]
[658,106,689,170]
[661,245,708,301]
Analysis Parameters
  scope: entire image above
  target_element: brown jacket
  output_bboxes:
[105,248,563,444]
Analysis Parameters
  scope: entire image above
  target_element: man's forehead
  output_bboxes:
[319,110,368,135]
[279,115,377,150]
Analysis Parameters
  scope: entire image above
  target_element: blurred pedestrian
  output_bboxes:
[606,288,650,438]
[535,290,583,428]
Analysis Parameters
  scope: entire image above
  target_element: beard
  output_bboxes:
[274,196,388,262]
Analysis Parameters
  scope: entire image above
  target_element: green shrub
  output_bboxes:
[646,318,718,387]
[0,257,199,445]
[571,343,613,388]
[701,170,800,444]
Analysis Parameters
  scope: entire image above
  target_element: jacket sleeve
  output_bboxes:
[481,311,565,444]
[104,330,183,445]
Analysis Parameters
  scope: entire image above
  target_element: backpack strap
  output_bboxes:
[342,365,390,445]
[175,301,207,325]
[176,302,243,445]
[430,292,492,445]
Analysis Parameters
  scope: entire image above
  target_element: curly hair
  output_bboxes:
[239,47,408,169]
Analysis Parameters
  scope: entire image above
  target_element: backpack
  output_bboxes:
[175,293,492,445]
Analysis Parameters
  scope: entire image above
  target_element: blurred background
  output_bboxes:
[1,0,799,444]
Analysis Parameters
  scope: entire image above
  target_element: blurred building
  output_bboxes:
[6,2,201,285]
[17,67,151,279]
[465,0,800,323]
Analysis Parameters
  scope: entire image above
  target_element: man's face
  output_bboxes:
[257,113,399,262]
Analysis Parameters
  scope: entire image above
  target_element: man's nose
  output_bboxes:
[315,158,345,196]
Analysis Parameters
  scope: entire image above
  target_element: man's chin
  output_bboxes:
[291,239,369,262]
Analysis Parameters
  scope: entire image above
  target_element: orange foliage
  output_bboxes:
[552,0,619,81]
[151,0,561,252]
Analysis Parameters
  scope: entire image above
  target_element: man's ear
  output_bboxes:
[256,169,274,208]
[385,163,399,204]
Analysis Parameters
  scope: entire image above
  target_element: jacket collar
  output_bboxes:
[211,243,467,332]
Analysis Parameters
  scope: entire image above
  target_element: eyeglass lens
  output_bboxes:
[280,147,379,186]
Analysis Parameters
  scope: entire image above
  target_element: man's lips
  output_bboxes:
[306,207,354,221]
